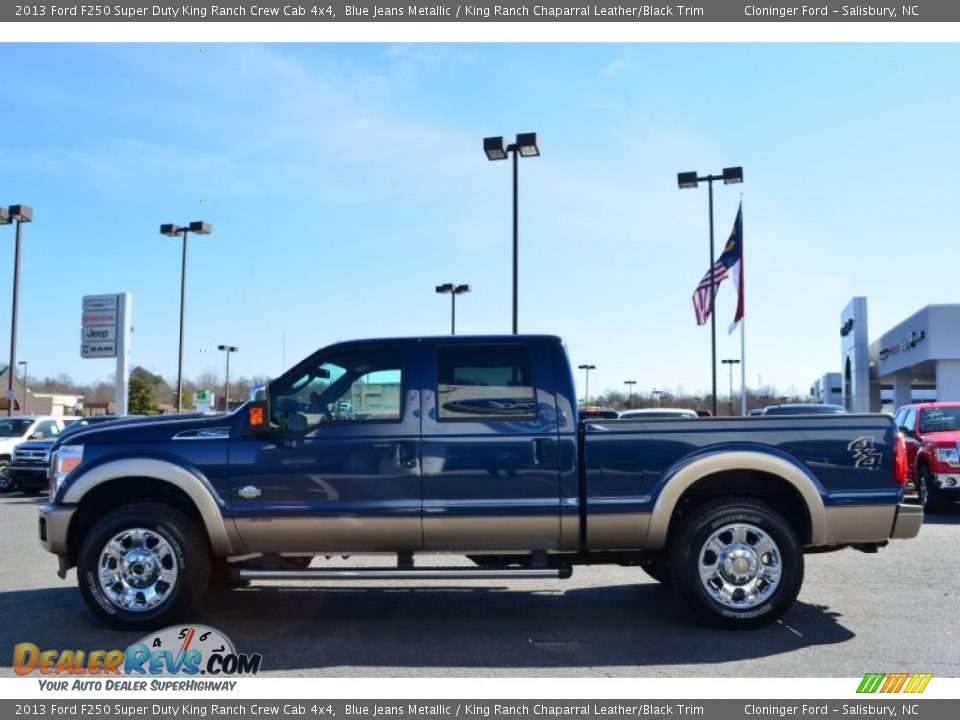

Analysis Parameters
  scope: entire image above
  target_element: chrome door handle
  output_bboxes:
[395,442,418,469]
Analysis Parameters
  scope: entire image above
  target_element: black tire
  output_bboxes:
[639,555,672,586]
[0,459,13,493]
[918,466,950,514]
[668,498,803,630]
[76,502,211,630]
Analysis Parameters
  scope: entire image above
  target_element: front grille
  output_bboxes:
[13,450,47,465]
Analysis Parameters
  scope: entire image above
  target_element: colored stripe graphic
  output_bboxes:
[857,673,932,694]
[881,673,909,693]
[857,673,885,693]
[904,674,933,694]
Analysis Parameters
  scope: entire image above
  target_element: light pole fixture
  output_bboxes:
[484,132,540,334]
[160,220,212,413]
[678,166,743,416]
[578,364,596,406]
[217,345,239,412]
[3,205,32,416]
[722,358,741,416]
[17,360,27,414]
[435,283,471,335]
[652,388,662,407]
[624,380,637,409]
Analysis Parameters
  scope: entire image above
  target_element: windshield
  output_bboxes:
[0,420,32,437]
[919,407,960,433]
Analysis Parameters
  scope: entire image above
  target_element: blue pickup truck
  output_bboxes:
[39,335,921,630]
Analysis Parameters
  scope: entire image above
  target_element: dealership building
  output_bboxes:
[823,298,960,412]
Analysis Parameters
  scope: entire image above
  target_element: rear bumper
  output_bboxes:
[891,503,923,539]
[39,503,75,557]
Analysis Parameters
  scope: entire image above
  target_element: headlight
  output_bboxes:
[51,445,83,496]
[935,447,960,466]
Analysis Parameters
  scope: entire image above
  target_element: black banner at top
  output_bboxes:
[2,0,956,22]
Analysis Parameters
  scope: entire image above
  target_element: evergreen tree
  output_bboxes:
[128,366,161,415]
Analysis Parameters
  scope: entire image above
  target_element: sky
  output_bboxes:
[0,42,958,403]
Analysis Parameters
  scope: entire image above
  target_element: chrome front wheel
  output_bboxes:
[77,502,210,630]
[97,528,180,612]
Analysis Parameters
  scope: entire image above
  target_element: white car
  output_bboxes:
[0,416,77,492]
[618,408,699,420]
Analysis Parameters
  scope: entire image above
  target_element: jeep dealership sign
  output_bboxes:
[80,293,133,415]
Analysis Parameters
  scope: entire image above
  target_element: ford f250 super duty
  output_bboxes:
[39,335,922,630]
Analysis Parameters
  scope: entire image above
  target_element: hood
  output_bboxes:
[921,431,960,445]
[14,438,56,451]
[51,412,235,450]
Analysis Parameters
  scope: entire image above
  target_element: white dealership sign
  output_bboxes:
[80,293,132,415]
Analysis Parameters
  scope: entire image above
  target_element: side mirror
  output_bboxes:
[243,384,272,437]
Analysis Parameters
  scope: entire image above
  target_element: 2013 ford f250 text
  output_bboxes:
[39,335,922,630]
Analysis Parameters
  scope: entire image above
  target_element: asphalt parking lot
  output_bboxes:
[1,493,957,678]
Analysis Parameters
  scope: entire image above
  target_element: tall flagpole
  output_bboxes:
[740,195,747,416]
[741,316,747,416]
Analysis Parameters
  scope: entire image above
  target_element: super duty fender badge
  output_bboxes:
[172,427,231,440]
[848,436,882,470]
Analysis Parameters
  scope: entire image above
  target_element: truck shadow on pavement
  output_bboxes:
[0,581,854,674]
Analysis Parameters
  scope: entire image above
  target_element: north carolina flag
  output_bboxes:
[727,203,744,334]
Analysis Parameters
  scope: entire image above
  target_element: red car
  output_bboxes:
[894,402,960,513]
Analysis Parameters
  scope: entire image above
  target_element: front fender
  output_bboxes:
[60,457,240,555]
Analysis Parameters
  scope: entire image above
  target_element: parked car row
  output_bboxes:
[586,404,849,421]
[0,415,78,493]
[0,415,136,494]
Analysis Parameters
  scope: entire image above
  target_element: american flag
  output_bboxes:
[691,202,743,326]
[692,261,730,325]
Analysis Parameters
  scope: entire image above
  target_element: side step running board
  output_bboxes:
[235,567,572,581]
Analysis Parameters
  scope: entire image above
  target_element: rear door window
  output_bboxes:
[436,344,536,421]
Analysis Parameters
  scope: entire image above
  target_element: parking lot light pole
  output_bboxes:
[678,167,743,416]
[652,388,662,407]
[0,208,8,413]
[624,380,637,409]
[2,205,32,417]
[17,361,27,414]
[722,358,741,416]
[435,284,471,335]
[484,132,540,334]
[578,364,596,406]
[161,221,211,413]
[217,345,238,411]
